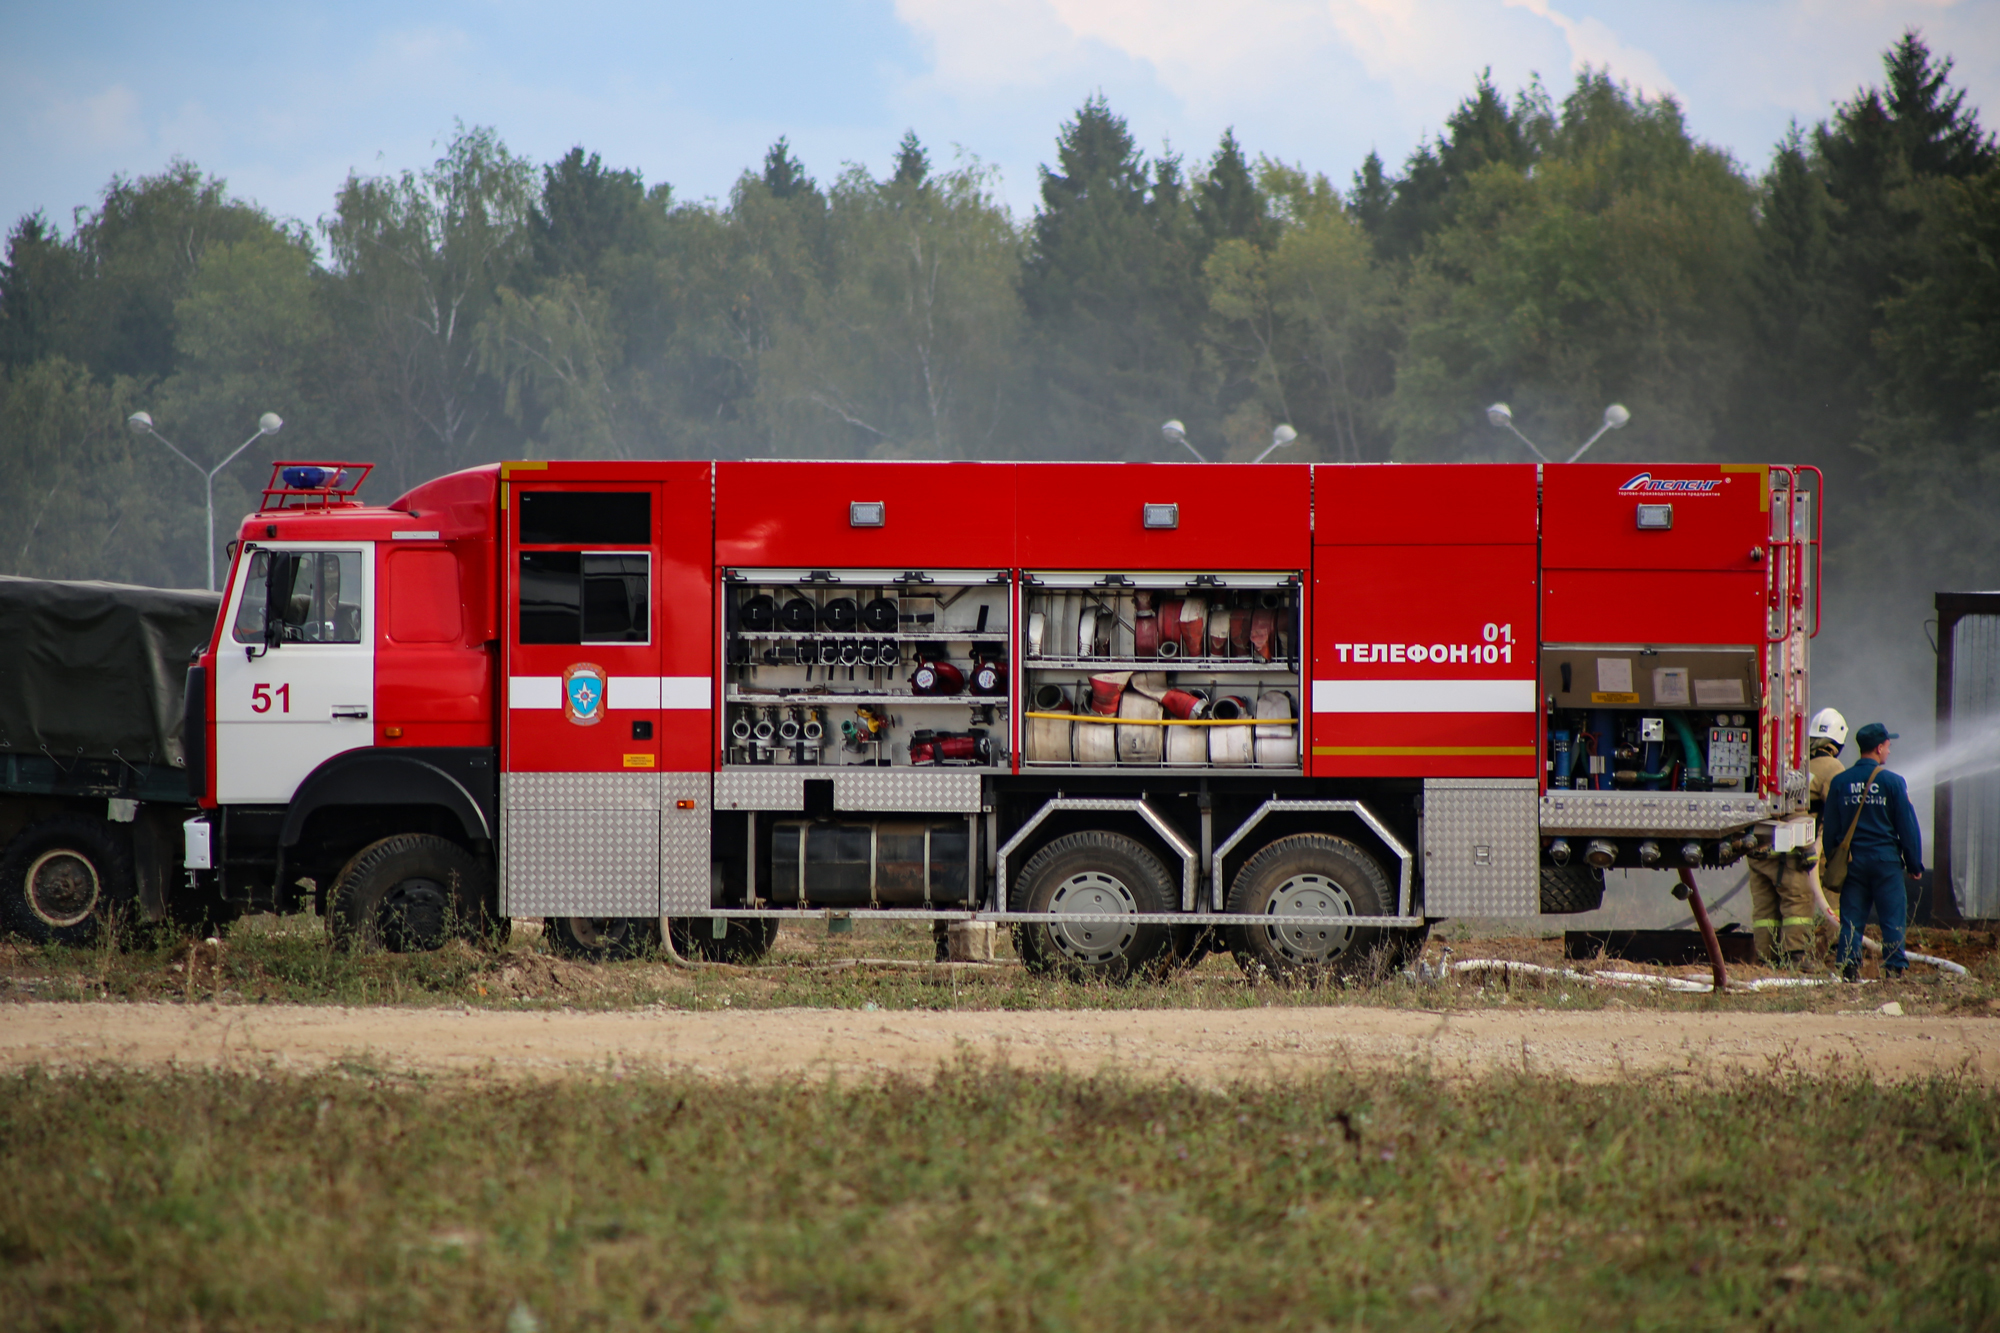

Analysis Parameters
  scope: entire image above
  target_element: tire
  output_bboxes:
[1010,831,1175,982]
[547,916,658,962]
[0,816,137,946]
[1539,864,1605,915]
[328,834,490,953]
[668,916,778,963]
[1225,834,1389,981]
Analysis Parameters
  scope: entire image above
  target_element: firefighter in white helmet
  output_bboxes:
[1802,708,1851,956]
[1745,707,1849,967]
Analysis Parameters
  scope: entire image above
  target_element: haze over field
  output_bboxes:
[2,15,1995,785]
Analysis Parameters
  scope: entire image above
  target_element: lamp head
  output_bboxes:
[1603,403,1630,430]
[127,411,154,435]
[1161,419,1186,444]
[259,412,284,435]
[1270,423,1297,449]
[1486,403,1512,428]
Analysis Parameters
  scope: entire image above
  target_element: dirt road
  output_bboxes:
[5,1001,1997,1084]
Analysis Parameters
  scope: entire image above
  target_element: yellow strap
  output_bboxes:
[1780,916,1817,926]
[1024,711,1294,727]
[1752,918,1780,928]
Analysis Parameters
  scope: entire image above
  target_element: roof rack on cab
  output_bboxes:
[261,461,373,511]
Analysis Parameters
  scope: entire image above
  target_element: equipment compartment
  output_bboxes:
[721,568,1011,770]
[1019,572,1303,770]
[1539,645,1764,793]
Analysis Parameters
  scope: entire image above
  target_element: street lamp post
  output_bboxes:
[127,411,283,590]
[1252,423,1298,464]
[1160,419,1207,463]
[1486,402,1629,464]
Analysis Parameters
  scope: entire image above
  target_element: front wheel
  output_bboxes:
[328,834,490,952]
[1225,834,1389,981]
[1010,831,1175,982]
[0,816,137,946]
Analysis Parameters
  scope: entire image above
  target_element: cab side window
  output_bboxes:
[231,551,364,644]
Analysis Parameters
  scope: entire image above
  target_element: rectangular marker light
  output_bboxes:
[1142,503,1179,529]
[849,501,885,528]
[1636,503,1673,530]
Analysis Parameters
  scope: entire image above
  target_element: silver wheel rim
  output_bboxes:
[1260,873,1357,964]
[1046,871,1139,964]
[25,849,100,929]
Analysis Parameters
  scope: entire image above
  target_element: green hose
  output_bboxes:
[1667,712,1705,782]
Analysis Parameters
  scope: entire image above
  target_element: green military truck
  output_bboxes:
[0,575,220,942]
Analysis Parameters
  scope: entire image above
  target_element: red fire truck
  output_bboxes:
[178,457,1818,977]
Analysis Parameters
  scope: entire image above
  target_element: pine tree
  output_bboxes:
[531,149,648,278]
[761,138,817,201]
[890,131,929,188]
[1195,129,1272,253]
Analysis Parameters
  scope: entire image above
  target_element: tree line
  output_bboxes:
[0,31,1993,713]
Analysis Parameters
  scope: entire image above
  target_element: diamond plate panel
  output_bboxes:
[505,771,658,809]
[661,772,712,914]
[1423,778,1539,917]
[1539,792,1774,834]
[835,770,984,813]
[505,806,658,916]
[716,770,807,810]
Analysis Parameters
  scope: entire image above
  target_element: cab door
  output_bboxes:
[503,483,664,917]
[213,543,376,803]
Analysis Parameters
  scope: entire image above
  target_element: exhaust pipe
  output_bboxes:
[1584,838,1618,869]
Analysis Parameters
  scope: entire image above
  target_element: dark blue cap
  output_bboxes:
[1855,722,1898,751]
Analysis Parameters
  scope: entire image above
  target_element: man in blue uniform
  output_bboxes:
[1824,722,1925,980]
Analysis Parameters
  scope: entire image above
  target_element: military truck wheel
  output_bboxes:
[1010,831,1175,982]
[546,916,657,962]
[1539,864,1605,914]
[328,834,488,953]
[1225,834,1389,981]
[0,816,137,946]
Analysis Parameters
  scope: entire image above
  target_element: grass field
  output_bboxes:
[3,1062,1997,1331]
[3,914,1996,1015]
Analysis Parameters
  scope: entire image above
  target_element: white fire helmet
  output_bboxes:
[1808,707,1849,747]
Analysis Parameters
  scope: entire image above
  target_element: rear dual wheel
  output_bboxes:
[1011,831,1176,982]
[1225,834,1390,981]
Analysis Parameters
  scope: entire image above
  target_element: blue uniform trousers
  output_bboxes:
[1837,857,1909,973]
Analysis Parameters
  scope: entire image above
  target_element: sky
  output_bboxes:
[3,0,1996,238]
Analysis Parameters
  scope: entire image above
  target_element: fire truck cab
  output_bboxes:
[184,457,1818,978]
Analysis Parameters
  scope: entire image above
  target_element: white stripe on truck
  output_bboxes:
[508,676,710,709]
[1311,679,1538,713]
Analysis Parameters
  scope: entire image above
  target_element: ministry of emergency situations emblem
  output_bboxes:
[562,663,606,725]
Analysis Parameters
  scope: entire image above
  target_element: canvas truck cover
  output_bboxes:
[0,576,221,769]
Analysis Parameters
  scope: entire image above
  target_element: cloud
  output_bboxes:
[57,83,146,153]
[1502,0,1678,97]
